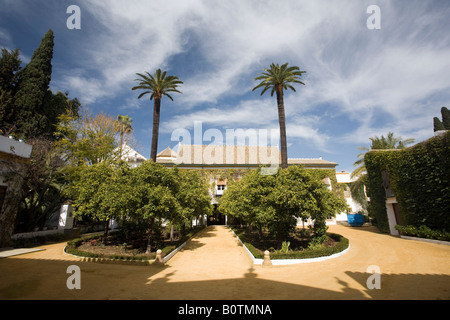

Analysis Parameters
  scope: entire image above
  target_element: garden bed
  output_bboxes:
[65,226,204,264]
[230,226,349,264]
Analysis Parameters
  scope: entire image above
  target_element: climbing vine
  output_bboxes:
[365,131,450,233]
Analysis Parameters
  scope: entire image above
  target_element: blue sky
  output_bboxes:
[1,0,450,172]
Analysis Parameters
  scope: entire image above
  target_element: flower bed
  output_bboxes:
[230,226,349,264]
[65,226,204,264]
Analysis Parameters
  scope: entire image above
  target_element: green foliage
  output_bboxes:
[132,69,183,102]
[395,225,450,241]
[252,62,306,97]
[1,31,80,139]
[13,30,54,138]
[14,138,67,232]
[365,131,450,233]
[220,165,348,242]
[433,117,445,132]
[132,69,183,162]
[441,107,450,130]
[0,48,22,131]
[66,160,130,233]
[233,227,349,260]
[55,111,120,167]
[433,107,450,132]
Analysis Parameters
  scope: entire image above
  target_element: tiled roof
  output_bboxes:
[156,144,338,168]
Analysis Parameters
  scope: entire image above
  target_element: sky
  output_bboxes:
[1,0,450,172]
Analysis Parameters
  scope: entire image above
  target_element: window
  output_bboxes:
[217,185,226,191]
[0,186,7,211]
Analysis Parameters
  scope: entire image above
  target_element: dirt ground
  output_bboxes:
[0,225,449,300]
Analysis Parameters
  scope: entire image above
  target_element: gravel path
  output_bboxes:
[0,225,449,300]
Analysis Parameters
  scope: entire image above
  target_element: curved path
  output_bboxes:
[0,225,449,299]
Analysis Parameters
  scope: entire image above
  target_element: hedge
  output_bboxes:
[365,131,450,233]
[232,227,349,260]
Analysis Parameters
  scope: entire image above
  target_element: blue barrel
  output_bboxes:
[347,213,364,227]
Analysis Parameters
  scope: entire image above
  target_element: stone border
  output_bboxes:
[400,235,450,246]
[230,227,350,266]
[62,228,200,266]
[63,245,155,266]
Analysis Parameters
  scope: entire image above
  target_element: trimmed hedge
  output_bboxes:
[365,131,450,233]
[395,225,450,242]
[232,227,349,260]
[65,226,204,261]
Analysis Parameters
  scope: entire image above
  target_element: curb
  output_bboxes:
[229,227,350,266]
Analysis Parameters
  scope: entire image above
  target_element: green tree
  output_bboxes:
[440,107,450,130]
[252,63,306,169]
[128,161,180,253]
[221,166,347,244]
[117,114,133,157]
[219,169,276,238]
[14,138,67,232]
[433,107,450,132]
[174,169,212,237]
[0,48,22,132]
[434,117,445,132]
[13,30,54,138]
[66,160,130,242]
[132,69,183,162]
[55,111,121,167]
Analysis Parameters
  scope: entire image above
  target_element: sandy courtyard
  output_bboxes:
[0,225,449,300]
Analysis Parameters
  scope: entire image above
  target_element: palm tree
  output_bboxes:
[352,132,415,179]
[252,63,306,169]
[117,115,133,158]
[132,69,183,162]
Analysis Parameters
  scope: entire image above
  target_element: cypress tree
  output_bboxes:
[13,29,54,138]
[441,107,450,130]
[433,117,445,132]
[0,48,22,133]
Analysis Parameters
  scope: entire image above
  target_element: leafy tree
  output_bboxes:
[252,63,306,169]
[0,48,22,133]
[66,160,130,242]
[132,69,183,162]
[220,166,347,244]
[219,169,276,238]
[55,111,121,167]
[14,138,67,232]
[13,30,54,138]
[174,169,212,238]
[128,161,180,253]
[117,114,133,157]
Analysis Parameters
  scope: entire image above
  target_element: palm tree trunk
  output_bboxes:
[150,98,161,162]
[276,88,288,169]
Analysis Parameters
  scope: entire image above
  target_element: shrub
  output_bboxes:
[395,225,450,241]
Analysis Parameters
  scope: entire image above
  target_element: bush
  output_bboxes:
[232,226,349,260]
[395,225,450,241]
[365,132,450,233]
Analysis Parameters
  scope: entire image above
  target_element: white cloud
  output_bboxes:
[49,0,450,162]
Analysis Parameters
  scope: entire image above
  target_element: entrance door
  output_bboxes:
[392,203,403,226]
[209,204,225,225]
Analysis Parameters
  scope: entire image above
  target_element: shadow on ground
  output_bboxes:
[1,256,449,300]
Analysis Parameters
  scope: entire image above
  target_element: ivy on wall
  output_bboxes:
[364,131,450,233]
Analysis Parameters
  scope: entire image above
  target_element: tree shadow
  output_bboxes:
[344,271,450,300]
